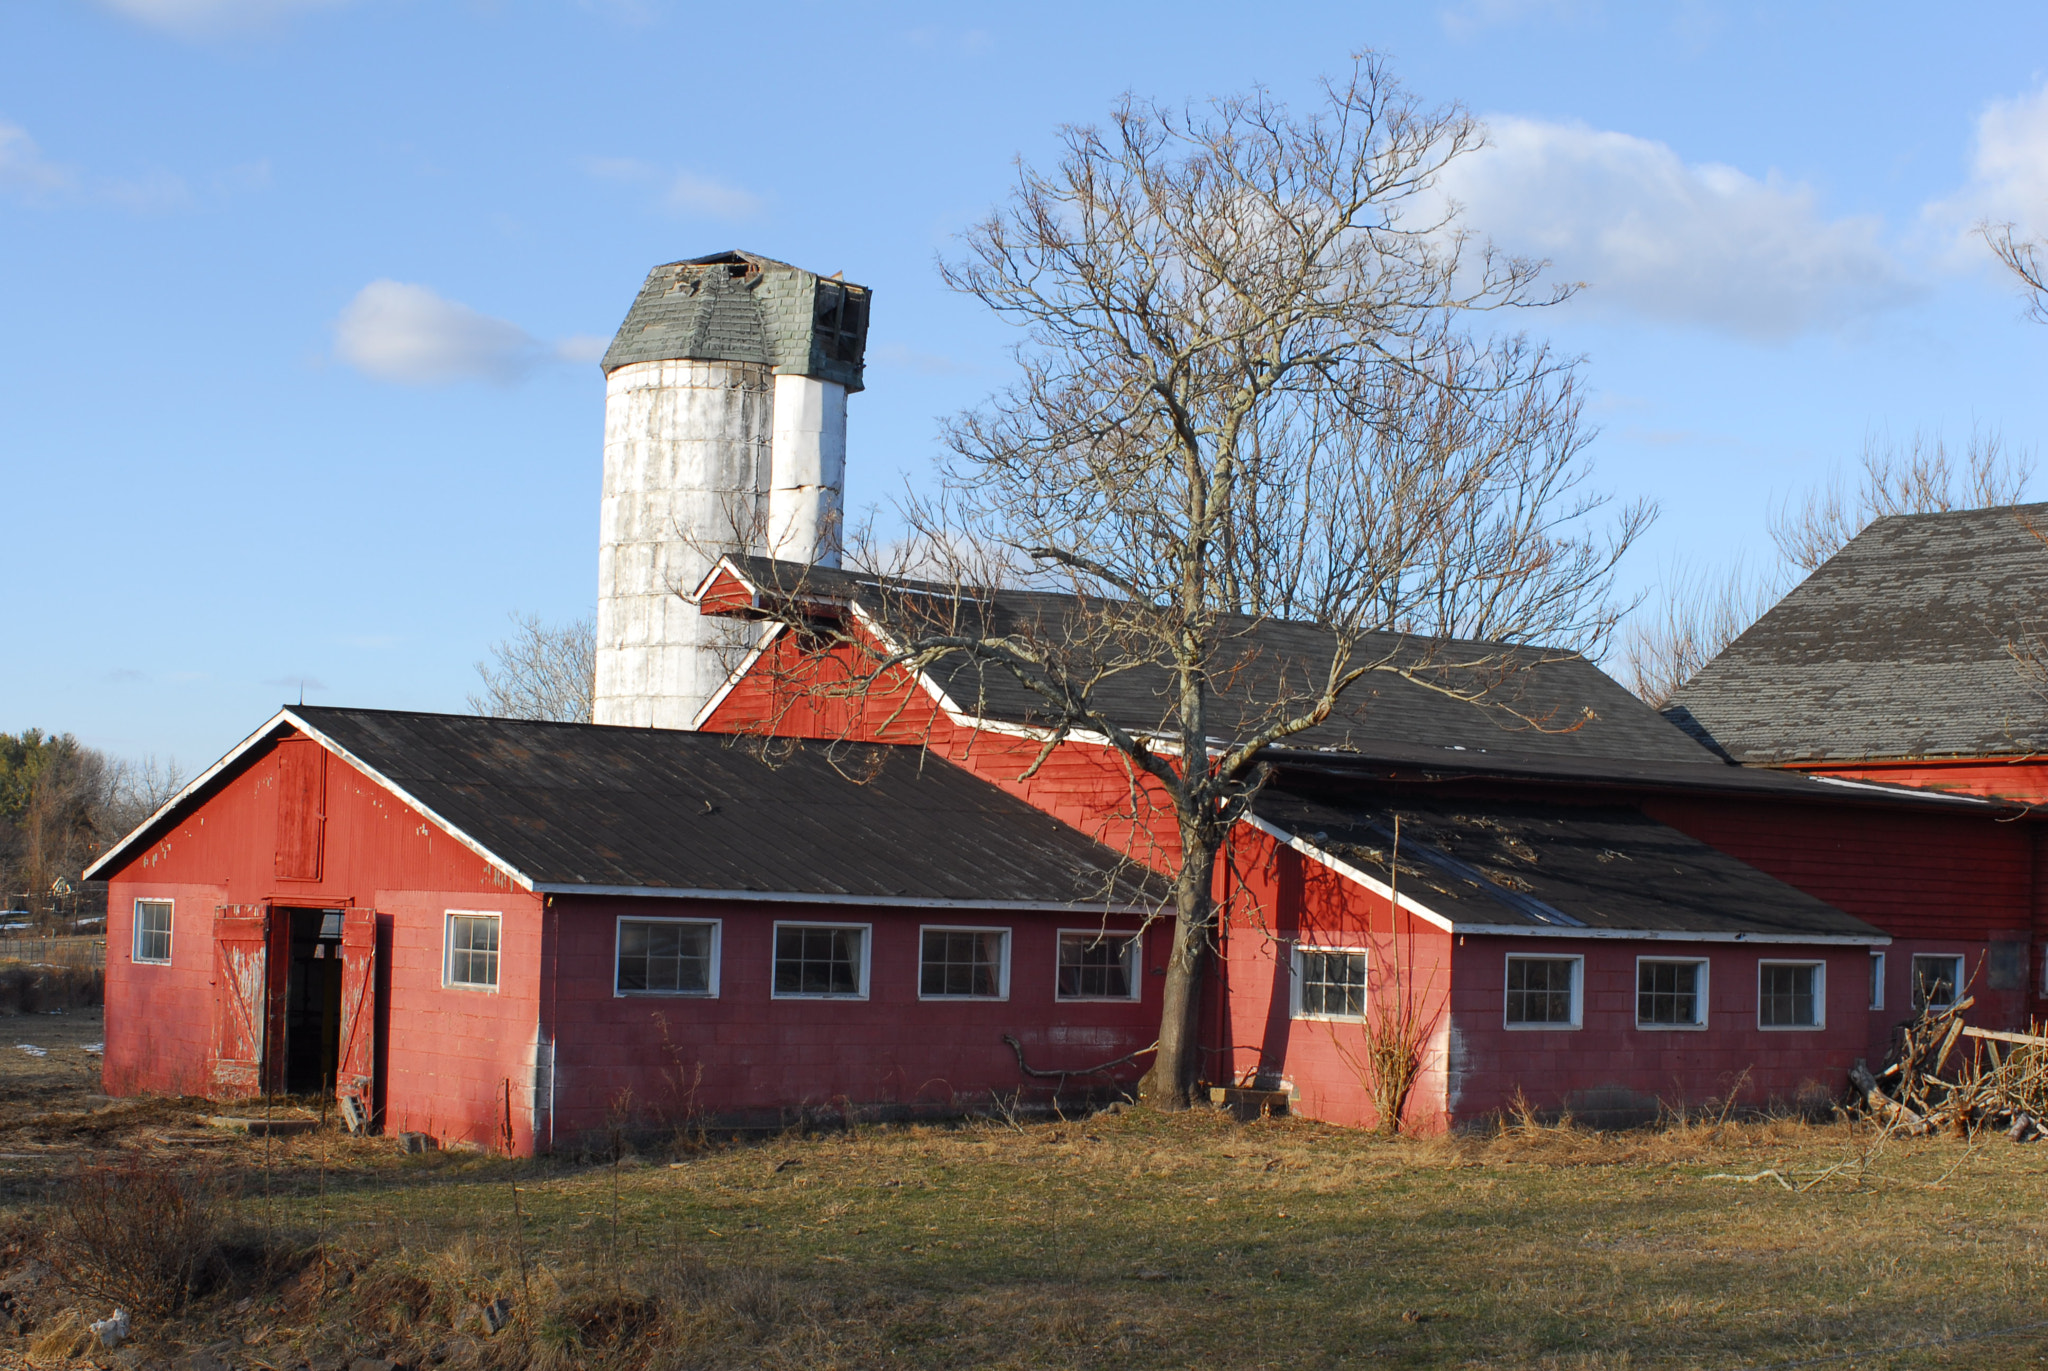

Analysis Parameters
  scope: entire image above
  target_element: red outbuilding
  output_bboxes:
[86,708,1164,1153]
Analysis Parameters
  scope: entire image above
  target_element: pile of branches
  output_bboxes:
[1850,996,2048,1140]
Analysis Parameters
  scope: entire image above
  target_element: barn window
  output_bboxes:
[133,899,172,965]
[1758,961,1823,1029]
[446,912,501,990]
[1912,954,1964,1012]
[1504,955,1580,1028]
[1869,951,1886,1011]
[772,923,868,998]
[1635,958,1707,1029]
[918,927,1008,999]
[616,918,718,997]
[1056,931,1139,1001]
[1292,947,1368,1020]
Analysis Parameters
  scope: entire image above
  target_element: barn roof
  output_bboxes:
[706,556,1726,771]
[1667,504,2048,765]
[1252,783,1884,943]
[700,557,2002,812]
[86,707,1161,910]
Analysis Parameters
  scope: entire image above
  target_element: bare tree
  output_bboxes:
[740,58,1647,1108]
[1769,428,2033,574]
[1621,560,1784,708]
[1982,221,2048,324]
[469,613,596,723]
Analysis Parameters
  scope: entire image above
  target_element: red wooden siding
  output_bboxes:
[1789,758,2048,806]
[536,898,1165,1145]
[102,730,546,1152]
[273,737,326,881]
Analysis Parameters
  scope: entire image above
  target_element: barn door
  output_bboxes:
[335,907,379,1126]
[212,909,272,1099]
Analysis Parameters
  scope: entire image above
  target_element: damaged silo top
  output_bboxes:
[600,249,871,392]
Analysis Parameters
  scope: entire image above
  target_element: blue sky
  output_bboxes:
[6,0,2048,768]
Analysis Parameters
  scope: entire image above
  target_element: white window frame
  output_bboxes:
[1911,953,1966,1012]
[1634,956,1709,1031]
[612,914,721,999]
[132,898,173,966]
[1054,928,1143,1002]
[916,925,1011,1001]
[1869,950,1886,1011]
[1757,959,1825,1031]
[769,920,872,1001]
[1290,944,1370,1022]
[443,910,502,992]
[1503,953,1583,1031]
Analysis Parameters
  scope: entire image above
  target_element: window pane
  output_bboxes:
[1506,958,1576,1025]
[449,915,501,987]
[134,901,172,963]
[1057,934,1134,999]
[1297,949,1367,1018]
[1760,964,1817,1026]
[774,926,863,996]
[1637,961,1701,1026]
[920,930,1004,997]
[618,920,712,995]
[1912,956,1961,1011]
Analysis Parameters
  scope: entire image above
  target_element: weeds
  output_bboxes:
[55,1158,223,1316]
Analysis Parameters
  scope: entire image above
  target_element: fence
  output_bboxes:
[0,936,107,970]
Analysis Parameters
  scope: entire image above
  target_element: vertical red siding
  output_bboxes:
[101,731,546,1151]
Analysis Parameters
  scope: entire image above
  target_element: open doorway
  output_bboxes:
[280,907,344,1095]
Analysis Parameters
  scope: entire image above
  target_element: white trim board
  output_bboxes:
[536,883,1153,914]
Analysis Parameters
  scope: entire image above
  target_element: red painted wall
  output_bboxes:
[536,897,1165,1146]
[1644,795,2040,1041]
[100,729,546,1151]
[1789,757,2048,806]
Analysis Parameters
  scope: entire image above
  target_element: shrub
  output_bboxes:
[56,1159,222,1316]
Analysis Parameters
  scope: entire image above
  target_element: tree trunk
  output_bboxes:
[1139,839,1220,1109]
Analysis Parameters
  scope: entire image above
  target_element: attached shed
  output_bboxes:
[87,707,1164,1153]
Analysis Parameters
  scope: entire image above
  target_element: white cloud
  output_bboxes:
[664,171,760,221]
[0,123,77,202]
[95,0,347,37]
[334,281,607,385]
[0,119,193,211]
[1924,84,2048,266]
[1438,0,1589,39]
[586,157,761,221]
[1438,116,1917,338]
[334,281,541,385]
[553,334,609,365]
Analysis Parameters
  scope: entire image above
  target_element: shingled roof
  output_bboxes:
[1253,783,1883,942]
[1666,504,2048,764]
[600,250,870,391]
[88,707,1159,909]
[710,556,1728,774]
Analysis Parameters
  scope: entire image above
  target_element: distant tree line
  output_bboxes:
[0,731,184,931]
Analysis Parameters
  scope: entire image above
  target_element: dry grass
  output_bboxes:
[6,1030,2048,1367]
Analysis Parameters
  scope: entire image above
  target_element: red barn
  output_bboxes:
[86,708,1164,1153]
[690,555,2042,1132]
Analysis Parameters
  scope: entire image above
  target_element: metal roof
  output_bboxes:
[1253,784,1885,943]
[89,707,1161,910]
[1667,504,2048,764]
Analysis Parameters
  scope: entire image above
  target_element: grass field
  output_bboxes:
[4,1017,2048,1369]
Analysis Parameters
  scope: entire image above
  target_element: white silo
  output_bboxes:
[593,250,869,730]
